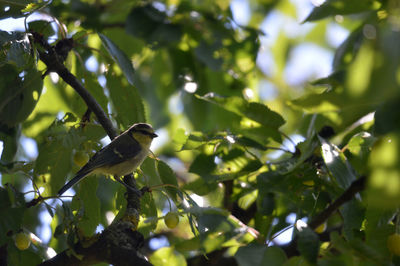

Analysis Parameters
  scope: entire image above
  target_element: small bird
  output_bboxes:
[58,123,158,196]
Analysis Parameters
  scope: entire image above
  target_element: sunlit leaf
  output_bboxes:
[319,136,356,189]
[305,0,381,22]
[367,133,400,209]
[106,73,145,128]
[75,176,100,236]
[149,247,187,266]
[138,192,158,238]
[156,160,181,203]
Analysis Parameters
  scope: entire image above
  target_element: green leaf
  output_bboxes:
[374,97,400,136]
[189,154,216,176]
[191,207,231,235]
[125,5,182,47]
[0,2,29,19]
[341,199,365,240]
[183,177,218,196]
[8,246,42,266]
[180,131,208,150]
[0,187,24,245]
[0,125,20,161]
[235,135,267,150]
[297,227,319,264]
[84,74,109,112]
[149,247,187,266]
[319,136,356,189]
[75,176,100,236]
[0,65,43,127]
[304,0,381,22]
[138,192,158,238]
[28,20,55,38]
[0,31,33,68]
[367,133,400,209]
[139,157,162,186]
[175,236,201,252]
[332,26,364,70]
[125,5,166,40]
[106,73,145,128]
[198,93,285,129]
[257,171,287,194]
[347,132,376,157]
[348,238,388,264]
[156,160,181,203]
[235,243,267,266]
[34,126,73,196]
[258,192,275,216]
[172,128,188,150]
[261,246,288,266]
[99,33,135,85]
[194,41,223,71]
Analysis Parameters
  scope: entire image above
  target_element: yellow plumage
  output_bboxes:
[58,123,157,195]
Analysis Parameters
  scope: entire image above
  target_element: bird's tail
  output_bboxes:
[57,170,89,196]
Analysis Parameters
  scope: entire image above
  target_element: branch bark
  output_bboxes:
[282,176,367,257]
[32,32,117,140]
[39,222,151,266]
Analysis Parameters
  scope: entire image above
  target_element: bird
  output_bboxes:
[57,123,158,196]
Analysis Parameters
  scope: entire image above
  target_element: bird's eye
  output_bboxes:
[138,129,153,136]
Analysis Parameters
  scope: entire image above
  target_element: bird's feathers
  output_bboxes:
[57,123,156,195]
[57,171,88,195]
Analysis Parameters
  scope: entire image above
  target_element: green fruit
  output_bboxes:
[303,180,315,186]
[314,222,326,234]
[14,232,31,250]
[164,212,179,229]
[388,233,400,255]
[73,151,89,167]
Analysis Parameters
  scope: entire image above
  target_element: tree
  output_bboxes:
[1,0,399,265]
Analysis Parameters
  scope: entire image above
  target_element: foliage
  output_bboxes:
[0,0,400,265]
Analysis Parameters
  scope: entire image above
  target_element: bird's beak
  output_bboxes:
[151,133,158,138]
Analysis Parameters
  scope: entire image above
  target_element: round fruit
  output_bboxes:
[73,151,89,167]
[14,232,31,250]
[303,180,315,186]
[387,233,400,256]
[164,212,179,229]
[314,222,327,234]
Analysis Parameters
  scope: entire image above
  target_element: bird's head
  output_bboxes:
[129,123,158,147]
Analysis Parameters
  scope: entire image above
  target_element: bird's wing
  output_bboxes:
[76,132,142,175]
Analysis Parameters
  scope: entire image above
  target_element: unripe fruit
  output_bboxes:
[164,212,179,229]
[314,222,326,234]
[387,233,400,256]
[14,232,31,250]
[303,180,315,186]
[73,151,89,167]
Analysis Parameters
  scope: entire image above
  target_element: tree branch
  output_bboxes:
[308,176,366,230]
[282,176,367,257]
[32,32,146,265]
[31,32,117,139]
[39,221,151,266]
